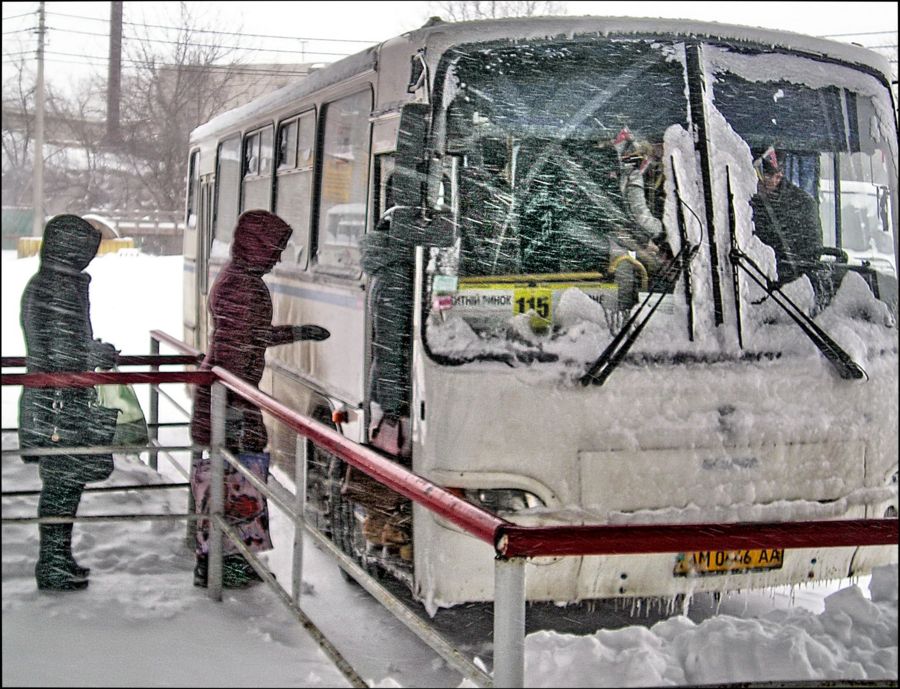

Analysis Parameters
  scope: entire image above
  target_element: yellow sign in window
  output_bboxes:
[513,287,553,329]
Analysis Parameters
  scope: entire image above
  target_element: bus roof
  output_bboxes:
[190,15,894,144]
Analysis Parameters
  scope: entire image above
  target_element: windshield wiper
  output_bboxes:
[725,166,867,381]
[580,240,699,387]
[580,163,700,387]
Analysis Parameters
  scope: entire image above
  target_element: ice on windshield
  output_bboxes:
[703,44,898,369]
[422,38,898,379]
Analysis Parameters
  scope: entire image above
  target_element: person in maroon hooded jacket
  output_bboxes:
[190,209,329,587]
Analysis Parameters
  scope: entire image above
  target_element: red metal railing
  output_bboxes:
[4,331,897,559]
[497,519,899,558]
[212,365,899,556]
[4,332,897,689]
[211,365,506,545]
[1,355,201,368]
[2,370,212,388]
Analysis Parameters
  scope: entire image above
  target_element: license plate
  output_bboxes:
[673,548,784,576]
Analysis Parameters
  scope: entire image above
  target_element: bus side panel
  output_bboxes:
[267,274,367,405]
[182,250,198,350]
[263,274,367,473]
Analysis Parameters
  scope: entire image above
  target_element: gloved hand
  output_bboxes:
[90,340,119,370]
[293,325,330,342]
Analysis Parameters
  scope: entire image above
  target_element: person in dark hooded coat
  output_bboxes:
[19,214,119,591]
[190,209,329,587]
[750,147,824,289]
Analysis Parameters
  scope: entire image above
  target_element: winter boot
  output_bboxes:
[223,554,262,588]
[62,523,90,578]
[193,554,208,588]
[35,524,89,591]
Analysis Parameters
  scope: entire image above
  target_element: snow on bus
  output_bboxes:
[182,15,898,610]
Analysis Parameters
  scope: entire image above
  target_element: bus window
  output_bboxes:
[242,126,273,212]
[277,120,297,171]
[706,46,898,317]
[259,127,273,176]
[375,154,396,219]
[442,40,684,282]
[315,90,372,273]
[275,111,315,267]
[244,131,260,176]
[214,135,241,253]
[186,149,200,231]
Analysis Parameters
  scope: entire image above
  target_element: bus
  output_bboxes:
[183,15,898,610]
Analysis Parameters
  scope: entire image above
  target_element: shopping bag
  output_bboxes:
[190,451,273,556]
[96,380,149,446]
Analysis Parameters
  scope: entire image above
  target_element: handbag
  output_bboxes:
[77,390,118,482]
[18,387,116,482]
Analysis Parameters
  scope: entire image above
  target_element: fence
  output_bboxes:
[2,330,898,688]
[11,210,185,257]
[16,236,137,258]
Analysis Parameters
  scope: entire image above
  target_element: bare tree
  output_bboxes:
[426,0,567,21]
[119,2,247,212]
[2,53,39,207]
[4,3,248,217]
[45,74,131,212]
[1,52,73,210]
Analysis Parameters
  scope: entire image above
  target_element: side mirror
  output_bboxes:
[393,103,430,207]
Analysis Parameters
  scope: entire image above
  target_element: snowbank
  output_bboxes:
[522,566,897,687]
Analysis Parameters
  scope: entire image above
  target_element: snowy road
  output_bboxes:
[2,251,897,687]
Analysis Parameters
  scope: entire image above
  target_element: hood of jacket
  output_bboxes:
[230,210,293,275]
[39,214,102,273]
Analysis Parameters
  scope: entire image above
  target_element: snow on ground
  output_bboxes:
[2,249,897,687]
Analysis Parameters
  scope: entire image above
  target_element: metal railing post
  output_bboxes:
[148,335,160,470]
[493,557,526,688]
[292,436,308,604]
[186,451,199,549]
[208,381,226,601]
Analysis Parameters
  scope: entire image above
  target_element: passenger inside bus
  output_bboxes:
[613,127,668,275]
[750,146,826,299]
[458,137,518,275]
[360,173,413,455]
[514,132,668,278]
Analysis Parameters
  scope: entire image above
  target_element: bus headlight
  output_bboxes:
[458,488,545,514]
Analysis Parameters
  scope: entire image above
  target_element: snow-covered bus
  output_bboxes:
[183,16,898,608]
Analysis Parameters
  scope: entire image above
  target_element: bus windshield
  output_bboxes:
[703,44,899,341]
[424,39,694,368]
[423,37,898,373]
[440,39,687,281]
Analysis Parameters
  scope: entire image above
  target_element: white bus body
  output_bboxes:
[184,16,899,609]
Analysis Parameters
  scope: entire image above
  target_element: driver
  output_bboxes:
[750,146,824,291]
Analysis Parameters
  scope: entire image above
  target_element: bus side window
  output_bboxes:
[242,126,273,213]
[376,154,396,220]
[275,111,315,268]
[213,135,241,257]
[186,149,200,230]
[314,89,372,274]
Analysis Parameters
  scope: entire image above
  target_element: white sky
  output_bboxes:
[2,1,897,94]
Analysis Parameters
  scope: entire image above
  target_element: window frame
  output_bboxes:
[213,134,242,246]
[274,108,318,271]
[241,124,275,213]
[311,87,374,278]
